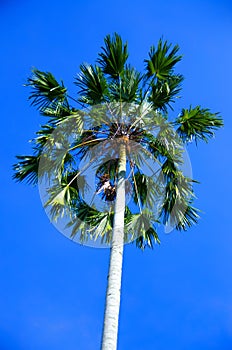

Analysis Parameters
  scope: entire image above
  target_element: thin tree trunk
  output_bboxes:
[101,142,126,350]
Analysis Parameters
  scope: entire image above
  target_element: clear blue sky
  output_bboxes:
[1,0,232,349]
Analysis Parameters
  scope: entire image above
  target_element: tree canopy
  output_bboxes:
[13,33,223,248]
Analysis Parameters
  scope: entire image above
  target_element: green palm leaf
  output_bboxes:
[145,39,182,80]
[125,209,160,247]
[75,64,108,105]
[135,226,160,249]
[161,172,199,229]
[149,74,183,111]
[27,68,68,111]
[97,33,128,78]
[175,203,200,231]
[67,201,113,243]
[109,65,142,102]
[13,154,40,185]
[175,106,223,143]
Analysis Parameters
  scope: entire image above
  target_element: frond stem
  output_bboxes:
[68,137,107,152]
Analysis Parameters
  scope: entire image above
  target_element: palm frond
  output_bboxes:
[132,171,148,206]
[175,203,200,231]
[145,126,183,163]
[34,124,55,148]
[161,172,199,229]
[161,157,178,179]
[97,33,128,78]
[148,74,183,112]
[41,103,74,121]
[75,64,108,105]
[135,226,160,250]
[175,106,223,143]
[44,175,82,222]
[125,209,160,246]
[109,65,141,102]
[145,39,182,80]
[12,154,40,185]
[27,68,67,111]
[131,169,163,212]
[67,201,113,243]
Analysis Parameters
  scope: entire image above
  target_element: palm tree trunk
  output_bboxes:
[101,142,126,350]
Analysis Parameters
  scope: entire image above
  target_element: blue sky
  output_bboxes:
[1,0,232,349]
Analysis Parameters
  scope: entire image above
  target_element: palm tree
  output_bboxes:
[13,33,223,350]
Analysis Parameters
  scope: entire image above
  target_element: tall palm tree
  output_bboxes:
[13,33,223,350]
